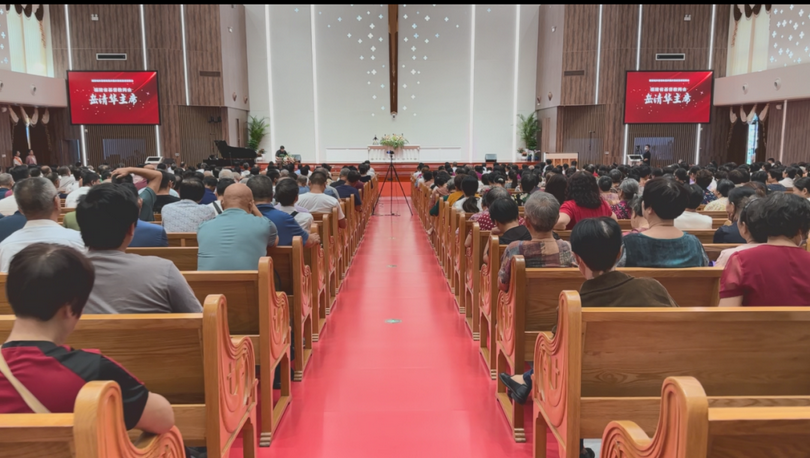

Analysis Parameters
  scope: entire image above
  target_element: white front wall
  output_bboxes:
[246,4,539,163]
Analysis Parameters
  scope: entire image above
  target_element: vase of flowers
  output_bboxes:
[379,134,408,149]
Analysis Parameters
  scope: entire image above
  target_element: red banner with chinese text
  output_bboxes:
[624,71,713,124]
[68,71,160,125]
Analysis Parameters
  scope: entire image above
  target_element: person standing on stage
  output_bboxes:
[642,144,651,166]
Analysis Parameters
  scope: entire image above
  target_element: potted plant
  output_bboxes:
[247,115,268,151]
[517,112,540,151]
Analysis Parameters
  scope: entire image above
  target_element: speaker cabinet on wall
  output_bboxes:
[655,53,686,61]
[96,53,127,61]
[484,154,497,162]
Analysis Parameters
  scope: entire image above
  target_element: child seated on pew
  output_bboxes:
[0,243,175,434]
[499,217,677,458]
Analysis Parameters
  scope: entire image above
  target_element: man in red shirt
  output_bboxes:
[0,243,174,434]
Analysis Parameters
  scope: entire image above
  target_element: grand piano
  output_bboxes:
[204,140,258,168]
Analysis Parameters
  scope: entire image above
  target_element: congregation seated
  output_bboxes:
[150,171,180,213]
[297,170,346,229]
[673,184,712,230]
[542,172,567,205]
[598,176,620,206]
[0,166,31,216]
[617,178,708,267]
[715,196,767,267]
[497,217,676,456]
[336,170,363,212]
[713,185,758,243]
[200,176,218,205]
[197,182,278,270]
[297,174,310,195]
[719,192,810,306]
[454,175,482,213]
[446,173,465,207]
[695,169,716,204]
[792,176,810,200]
[610,178,638,219]
[703,178,734,211]
[64,171,99,208]
[160,178,216,233]
[0,178,84,272]
[111,166,162,221]
[56,165,77,195]
[247,174,319,247]
[0,243,175,434]
[208,177,234,215]
[490,198,531,246]
[272,177,315,232]
[554,171,616,230]
[429,171,450,210]
[511,172,538,207]
[76,184,200,314]
[498,192,575,292]
[466,187,515,236]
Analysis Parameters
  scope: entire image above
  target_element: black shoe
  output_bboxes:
[498,372,530,405]
[580,448,595,458]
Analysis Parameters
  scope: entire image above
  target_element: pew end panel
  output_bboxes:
[167,233,198,247]
[0,381,186,458]
[601,376,810,458]
[533,294,810,458]
[268,237,313,382]
[305,222,328,340]
[478,237,505,380]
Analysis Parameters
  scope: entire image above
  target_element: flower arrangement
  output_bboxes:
[277,155,296,166]
[379,134,408,149]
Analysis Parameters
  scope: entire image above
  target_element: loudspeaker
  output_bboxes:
[484,154,497,163]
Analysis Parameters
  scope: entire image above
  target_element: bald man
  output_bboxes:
[196,183,278,271]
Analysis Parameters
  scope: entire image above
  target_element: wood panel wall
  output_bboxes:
[768,99,810,165]
[47,4,241,167]
[546,4,732,166]
[179,106,222,167]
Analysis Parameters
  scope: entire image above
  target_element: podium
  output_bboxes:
[367,145,421,162]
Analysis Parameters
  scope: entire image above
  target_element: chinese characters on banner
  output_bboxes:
[624,71,713,124]
[643,87,692,105]
[67,71,160,125]
[89,87,139,106]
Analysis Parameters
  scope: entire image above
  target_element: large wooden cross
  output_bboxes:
[388,5,398,115]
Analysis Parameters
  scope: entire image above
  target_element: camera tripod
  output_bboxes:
[372,151,413,217]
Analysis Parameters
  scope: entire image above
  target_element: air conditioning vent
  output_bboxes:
[655,53,686,61]
[199,71,221,77]
[563,70,585,76]
[96,53,127,61]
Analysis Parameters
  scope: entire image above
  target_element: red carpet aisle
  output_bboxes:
[249,200,553,458]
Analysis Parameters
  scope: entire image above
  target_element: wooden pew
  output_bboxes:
[532,292,810,458]
[702,243,741,262]
[167,232,198,247]
[478,236,507,379]
[180,259,291,446]
[497,257,722,442]
[304,223,329,339]
[127,247,198,271]
[600,376,810,458]
[0,381,185,458]
[0,295,258,458]
[617,218,728,231]
[311,212,336,312]
[698,210,728,219]
[554,229,718,245]
[0,258,293,447]
[463,223,488,341]
[268,237,314,381]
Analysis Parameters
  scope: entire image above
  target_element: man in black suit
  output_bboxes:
[642,144,652,165]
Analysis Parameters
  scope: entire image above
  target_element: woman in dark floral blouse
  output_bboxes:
[610,178,638,220]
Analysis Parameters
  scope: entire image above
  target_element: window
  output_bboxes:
[5,6,53,77]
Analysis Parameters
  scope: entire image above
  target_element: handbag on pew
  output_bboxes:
[0,349,51,413]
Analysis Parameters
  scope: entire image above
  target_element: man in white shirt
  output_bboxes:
[161,178,217,232]
[674,184,712,230]
[0,177,85,272]
[297,170,346,229]
[57,166,78,195]
[65,171,99,208]
[780,166,797,188]
[274,178,314,232]
[208,177,235,215]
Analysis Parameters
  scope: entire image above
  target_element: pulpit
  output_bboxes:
[542,152,578,167]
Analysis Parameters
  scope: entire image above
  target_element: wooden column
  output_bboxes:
[388,4,398,115]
